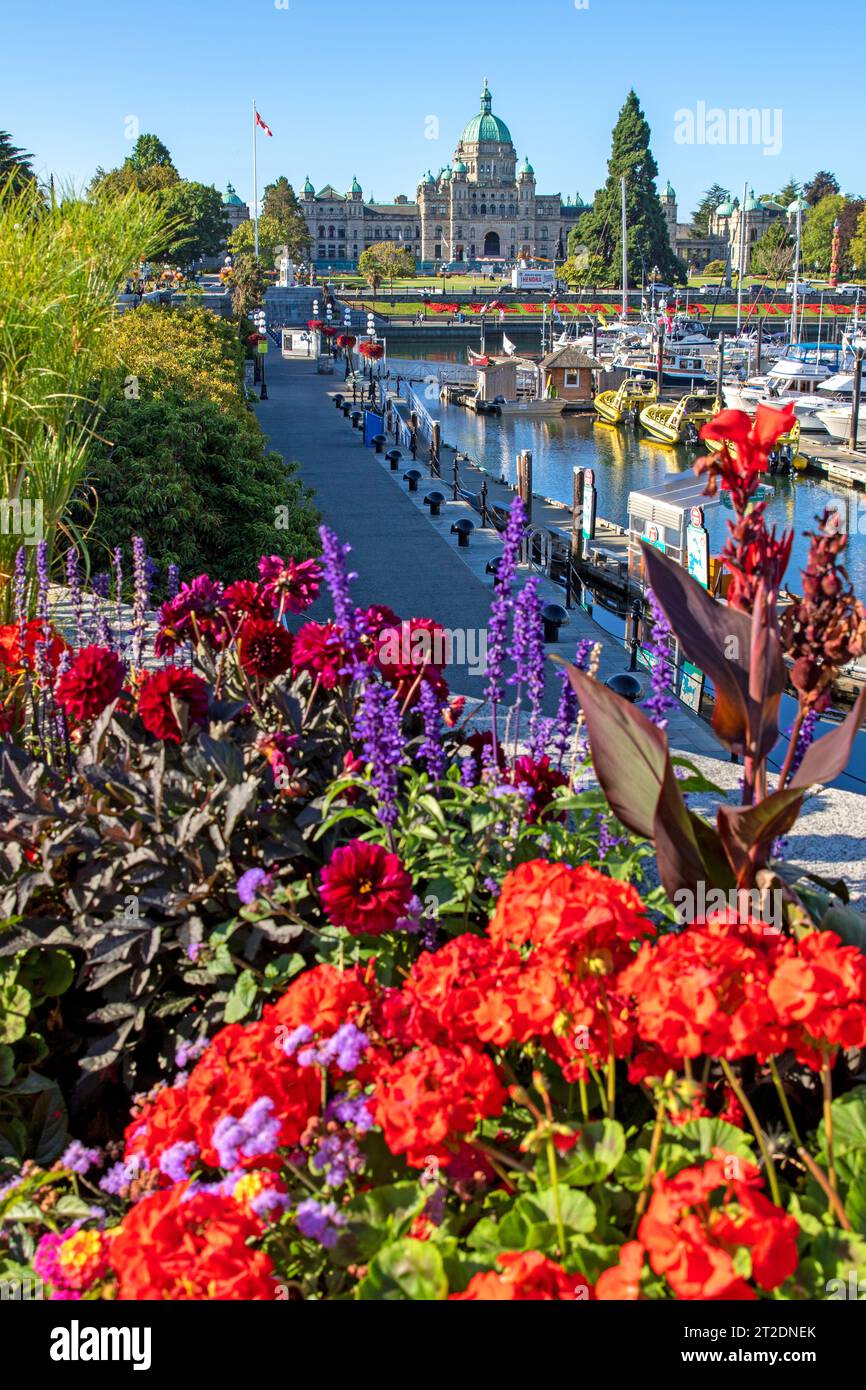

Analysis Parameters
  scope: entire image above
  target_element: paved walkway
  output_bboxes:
[256,351,721,754]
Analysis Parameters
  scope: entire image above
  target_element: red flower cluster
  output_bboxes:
[636,1150,799,1300]
[621,914,866,1075]
[0,619,66,679]
[109,1184,275,1299]
[451,1250,591,1301]
[373,616,449,707]
[319,839,412,936]
[373,1042,507,1167]
[55,645,125,723]
[138,666,209,743]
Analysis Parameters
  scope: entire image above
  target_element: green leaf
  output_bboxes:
[224,970,259,1023]
[820,904,866,954]
[555,1121,626,1186]
[675,1118,756,1161]
[357,1238,448,1301]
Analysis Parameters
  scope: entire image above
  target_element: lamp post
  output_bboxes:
[788,196,808,346]
[252,307,268,400]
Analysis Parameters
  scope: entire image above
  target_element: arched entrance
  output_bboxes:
[483,230,501,258]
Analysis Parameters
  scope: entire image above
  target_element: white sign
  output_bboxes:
[511,268,555,290]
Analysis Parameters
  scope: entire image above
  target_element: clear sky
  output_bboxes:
[5,0,863,219]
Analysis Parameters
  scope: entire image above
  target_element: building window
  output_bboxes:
[564,370,580,387]
[338,228,346,239]
[541,228,548,240]
[434,244,442,258]
[317,225,325,238]
[318,245,325,257]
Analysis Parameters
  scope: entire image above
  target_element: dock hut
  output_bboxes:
[538,346,600,409]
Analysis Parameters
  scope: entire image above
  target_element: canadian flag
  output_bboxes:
[255,110,273,137]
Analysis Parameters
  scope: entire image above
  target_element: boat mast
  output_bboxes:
[621,175,628,321]
[736,181,748,336]
[790,198,803,347]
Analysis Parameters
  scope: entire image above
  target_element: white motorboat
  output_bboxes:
[816,405,866,444]
[721,345,849,431]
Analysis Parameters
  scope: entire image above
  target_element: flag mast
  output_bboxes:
[253,100,259,259]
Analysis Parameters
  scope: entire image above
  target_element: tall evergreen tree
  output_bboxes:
[804,170,840,207]
[691,184,730,236]
[777,177,802,208]
[571,91,684,286]
[0,130,36,194]
[128,133,176,174]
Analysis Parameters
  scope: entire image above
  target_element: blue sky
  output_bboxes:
[5,0,862,219]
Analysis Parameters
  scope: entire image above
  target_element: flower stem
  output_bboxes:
[822,1060,838,1193]
[545,1136,567,1259]
[768,1057,803,1150]
[720,1059,781,1207]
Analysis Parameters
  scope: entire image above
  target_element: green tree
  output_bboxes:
[228,215,284,269]
[229,252,267,326]
[573,91,684,288]
[804,170,840,207]
[161,181,228,264]
[690,184,730,236]
[261,176,312,261]
[0,130,36,195]
[750,221,793,278]
[802,194,846,272]
[109,304,250,422]
[358,242,415,294]
[128,133,176,173]
[777,177,802,208]
[848,207,866,276]
[88,393,319,589]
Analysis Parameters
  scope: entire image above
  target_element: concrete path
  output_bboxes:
[255,352,721,755]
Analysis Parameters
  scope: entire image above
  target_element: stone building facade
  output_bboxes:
[661,181,790,273]
[297,83,566,270]
[222,183,250,235]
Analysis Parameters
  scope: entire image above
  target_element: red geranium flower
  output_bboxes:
[374,1041,507,1167]
[109,1185,275,1300]
[0,619,66,679]
[238,617,294,681]
[138,666,208,743]
[319,839,412,936]
[55,645,125,723]
[451,1250,592,1301]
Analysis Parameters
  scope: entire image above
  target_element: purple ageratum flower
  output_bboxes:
[99,1153,148,1195]
[212,1097,282,1169]
[281,1024,314,1057]
[236,867,274,905]
[175,1036,208,1070]
[298,1023,369,1074]
[325,1094,374,1133]
[459,756,476,787]
[295,1197,347,1249]
[417,679,446,781]
[158,1140,200,1184]
[311,1131,365,1189]
[641,590,678,730]
[250,1188,291,1218]
[354,681,403,831]
[60,1140,102,1176]
[597,813,626,860]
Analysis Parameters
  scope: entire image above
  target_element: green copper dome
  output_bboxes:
[223,182,244,206]
[461,82,512,146]
[453,158,467,174]
[303,176,314,195]
[350,176,362,194]
[421,170,436,186]
[519,156,535,176]
[743,189,762,212]
[662,180,676,199]
[715,197,734,217]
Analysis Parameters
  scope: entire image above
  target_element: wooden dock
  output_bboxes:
[801,440,866,488]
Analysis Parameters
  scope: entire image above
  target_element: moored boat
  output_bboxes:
[594,375,658,424]
[639,391,720,445]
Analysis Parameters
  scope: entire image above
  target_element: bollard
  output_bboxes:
[403,468,422,492]
[485,557,502,582]
[386,449,402,472]
[341,401,351,417]
[451,518,475,548]
[334,394,344,409]
[540,603,569,643]
[372,434,386,455]
[351,410,363,429]
[606,672,641,703]
[424,490,446,517]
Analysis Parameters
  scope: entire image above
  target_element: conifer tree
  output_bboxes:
[571,91,684,286]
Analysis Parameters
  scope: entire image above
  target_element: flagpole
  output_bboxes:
[253,101,259,260]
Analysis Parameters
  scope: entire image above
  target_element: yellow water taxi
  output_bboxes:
[639,391,720,445]
[704,415,802,468]
[594,375,658,425]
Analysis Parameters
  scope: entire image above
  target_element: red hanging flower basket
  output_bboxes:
[336,334,357,349]
[359,341,384,360]
[307,319,325,331]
